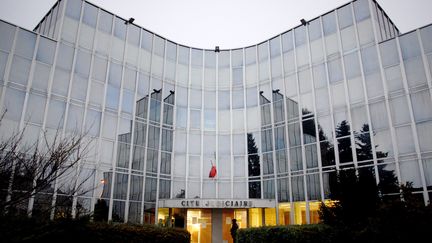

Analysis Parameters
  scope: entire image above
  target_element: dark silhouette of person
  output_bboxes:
[230,218,239,242]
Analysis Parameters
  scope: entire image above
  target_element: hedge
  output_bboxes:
[236,224,340,243]
[0,217,190,243]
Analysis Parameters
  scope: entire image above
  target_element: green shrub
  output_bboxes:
[237,224,341,243]
[0,217,190,243]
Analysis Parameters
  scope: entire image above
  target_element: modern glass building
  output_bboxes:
[1,0,432,242]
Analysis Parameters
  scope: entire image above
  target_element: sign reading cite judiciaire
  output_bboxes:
[158,199,276,209]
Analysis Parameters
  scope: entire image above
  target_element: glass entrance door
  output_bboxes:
[222,209,247,243]
[187,209,212,243]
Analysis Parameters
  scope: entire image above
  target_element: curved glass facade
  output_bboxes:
[1,0,432,235]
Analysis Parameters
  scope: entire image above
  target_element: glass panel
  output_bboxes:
[362,46,380,75]
[379,39,399,67]
[384,65,403,93]
[344,52,361,79]
[56,44,74,71]
[399,33,421,60]
[328,58,343,83]
[36,37,56,65]
[323,12,337,36]
[411,90,432,122]
[341,26,357,52]
[83,2,97,27]
[395,126,415,154]
[338,4,353,29]
[369,102,389,131]
[75,49,91,78]
[0,21,15,51]
[9,55,31,85]
[421,25,432,53]
[46,99,66,129]
[354,0,370,22]
[404,57,427,88]
[390,96,410,126]
[65,0,82,20]
[295,26,306,46]
[417,122,432,152]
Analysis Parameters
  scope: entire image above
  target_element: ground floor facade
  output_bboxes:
[156,199,329,243]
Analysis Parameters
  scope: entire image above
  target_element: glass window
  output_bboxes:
[323,12,337,36]
[63,17,79,44]
[108,61,122,87]
[390,96,411,126]
[121,89,134,114]
[417,122,432,152]
[190,110,201,129]
[296,45,309,67]
[379,39,399,67]
[384,65,403,93]
[189,89,202,109]
[347,76,364,104]
[310,39,324,64]
[31,62,50,91]
[331,83,346,109]
[411,90,432,122]
[65,0,82,20]
[338,4,353,29]
[294,26,306,46]
[404,57,427,88]
[56,44,74,71]
[46,98,66,129]
[308,18,322,41]
[270,37,281,58]
[232,89,244,109]
[52,68,70,96]
[92,56,108,81]
[354,0,370,22]
[3,88,24,121]
[315,88,330,113]
[328,58,343,83]
[36,37,55,65]
[114,17,127,40]
[98,10,112,33]
[153,36,165,57]
[357,19,374,45]
[75,49,91,78]
[396,126,415,154]
[369,102,388,131]
[127,24,140,46]
[218,90,230,110]
[313,64,327,88]
[399,32,421,60]
[364,72,383,99]
[344,52,361,79]
[15,29,36,59]
[83,2,97,27]
[9,55,31,85]
[139,30,152,51]
[66,104,84,132]
[282,31,293,52]
[341,26,357,51]
[0,21,15,51]
[361,46,380,74]
[299,69,312,94]
[421,25,432,53]
[84,109,101,136]
[106,84,120,110]
[71,75,88,101]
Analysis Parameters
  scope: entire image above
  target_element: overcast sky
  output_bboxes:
[1,0,431,49]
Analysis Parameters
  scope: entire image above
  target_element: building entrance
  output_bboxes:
[186,208,247,243]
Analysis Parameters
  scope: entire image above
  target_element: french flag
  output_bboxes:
[209,160,217,178]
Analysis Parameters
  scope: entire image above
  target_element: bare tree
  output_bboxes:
[0,113,96,219]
